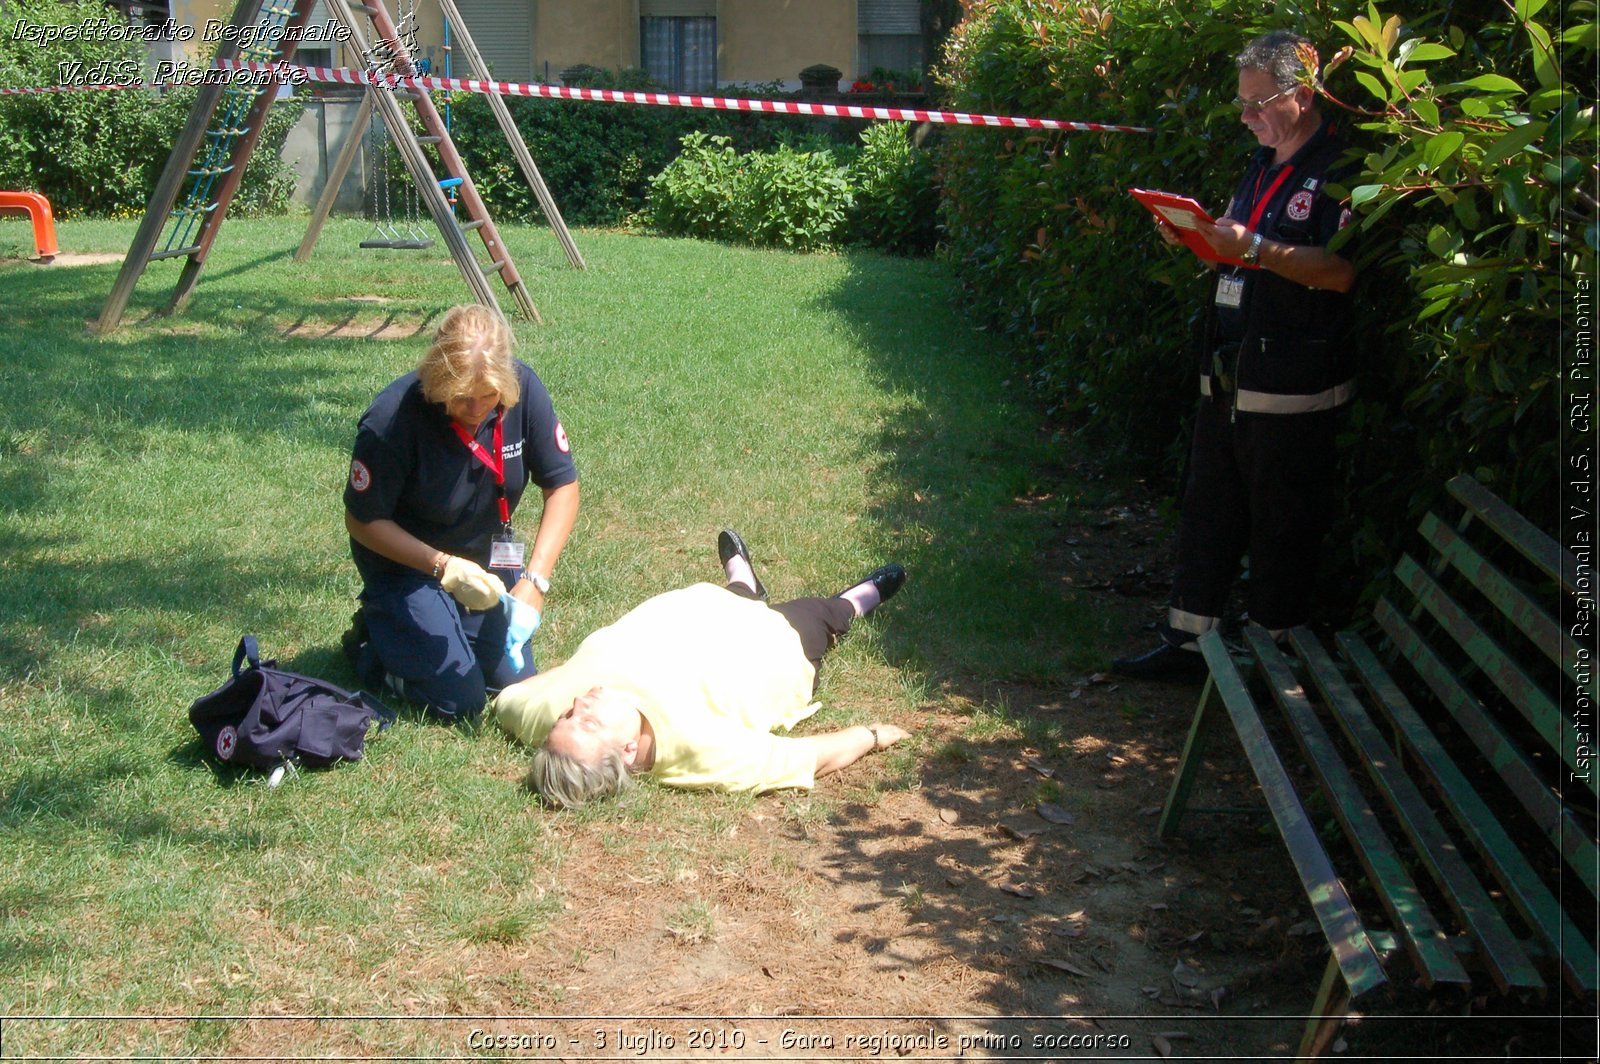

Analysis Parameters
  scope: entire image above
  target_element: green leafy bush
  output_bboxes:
[0,0,301,217]
[936,0,1594,617]
[938,0,1289,461]
[648,134,853,250]
[646,132,743,239]
[648,124,938,253]
[736,143,854,250]
[848,121,940,253]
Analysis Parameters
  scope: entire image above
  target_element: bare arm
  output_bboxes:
[509,479,580,610]
[345,510,447,575]
[802,723,910,778]
[1200,219,1355,292]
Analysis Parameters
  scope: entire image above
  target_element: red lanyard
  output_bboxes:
[451,410,510,526]
[1245,164,1295,233]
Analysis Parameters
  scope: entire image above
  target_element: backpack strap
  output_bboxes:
[232,635,262,677]
[356,690,398,732]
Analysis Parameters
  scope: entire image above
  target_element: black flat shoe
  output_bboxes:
[717,528,767,600]
[838,563,907,612]
[340,609,368,667]
[1111,641,1208,680]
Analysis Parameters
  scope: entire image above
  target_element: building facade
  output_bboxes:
[152,0,929,91]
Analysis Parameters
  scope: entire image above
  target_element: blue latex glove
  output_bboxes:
[501,594,542,671]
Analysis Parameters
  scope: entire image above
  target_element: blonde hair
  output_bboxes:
[526,744,637,809]
[417,304,522,410]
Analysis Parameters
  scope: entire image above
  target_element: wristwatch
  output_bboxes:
[1242,231,1264,266]
[524,571,551,594]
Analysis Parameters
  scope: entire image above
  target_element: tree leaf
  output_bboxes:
[1479,119,1547,168]
[1381,14,1402,55]
[1423,130,1465,168]
[1453,73,1525,93]
[1354,70,1390,103]
[1350,183,1384,207]
[1037,802,1077,824]
[1525,19,1559,90]
[1398,41,1456,64]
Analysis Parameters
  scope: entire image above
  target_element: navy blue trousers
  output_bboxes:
[356,563,536,720]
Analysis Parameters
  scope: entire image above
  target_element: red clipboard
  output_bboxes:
[1129,188,1255,269]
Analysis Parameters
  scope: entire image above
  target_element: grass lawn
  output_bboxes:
[0,215,1128,1055]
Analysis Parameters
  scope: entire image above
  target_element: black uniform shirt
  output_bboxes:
[344,360,577,582]
[1214,118,1351,344]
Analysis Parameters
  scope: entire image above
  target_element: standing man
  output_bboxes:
[1115,31,1357,678]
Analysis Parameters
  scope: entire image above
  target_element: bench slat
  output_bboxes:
[1197,631,1389,998]
[1291,629,1544,993]
[1340,628,1600,995]
[1446,475,1575,593]
[1392,555,1594,800]
[1419,512,1583,686]
[1374,597,1600,895]
[1245,629,1470,988]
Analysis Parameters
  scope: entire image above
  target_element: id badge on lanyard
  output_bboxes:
[1215,273,1245,309]
[452,410,523,570]
[490,529,526,570]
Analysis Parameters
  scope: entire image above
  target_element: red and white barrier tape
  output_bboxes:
[231,60,1151,132]
[3,59,1151,134]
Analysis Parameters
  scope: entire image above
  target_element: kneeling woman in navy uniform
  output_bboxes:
[342,304,580,720]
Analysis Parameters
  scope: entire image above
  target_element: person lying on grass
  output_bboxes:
[492,530,910,808]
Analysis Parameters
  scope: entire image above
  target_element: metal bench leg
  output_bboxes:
[1159,674,1218,838]
[1296,954,1352,1060]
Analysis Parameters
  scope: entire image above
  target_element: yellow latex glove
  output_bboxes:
[440,556,506,610]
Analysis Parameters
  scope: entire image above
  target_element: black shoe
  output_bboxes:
[1111,641,1208,680]
[340,609,368,667]
[838,564,907,612]
[717,528,767,600]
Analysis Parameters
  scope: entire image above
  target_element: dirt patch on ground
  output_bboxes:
[411,479,1337,1058]
[277,300,439,341]
[9,251,125,266]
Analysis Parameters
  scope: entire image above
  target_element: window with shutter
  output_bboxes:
[451,0,534,83]
[857,0,922,79]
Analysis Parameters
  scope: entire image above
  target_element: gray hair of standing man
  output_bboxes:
[1237,30,1317,92]
[525,743,637,809]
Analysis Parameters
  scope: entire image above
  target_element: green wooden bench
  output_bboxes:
[1159,474,1597,1057]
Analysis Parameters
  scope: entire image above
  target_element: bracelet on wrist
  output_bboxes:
[431,554,448,579]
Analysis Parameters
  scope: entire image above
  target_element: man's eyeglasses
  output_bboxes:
[1232,88,1292,113]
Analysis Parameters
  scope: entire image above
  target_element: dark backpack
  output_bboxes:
[189,636,396,770]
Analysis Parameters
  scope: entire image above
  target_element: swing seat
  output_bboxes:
[390,238,435,250]
[359,238,403,249]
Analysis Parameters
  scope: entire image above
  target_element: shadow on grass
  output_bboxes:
[781,250,1223,1029]
[813,248,1115,685]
